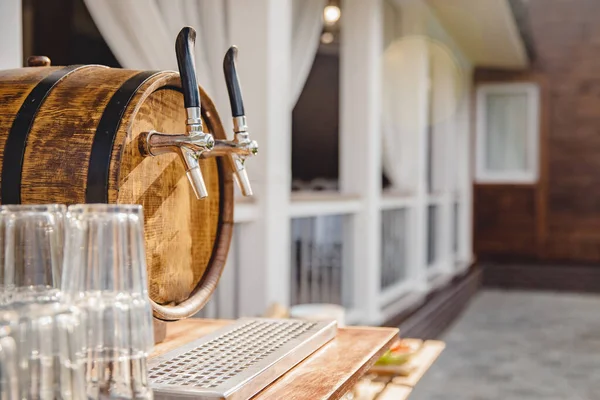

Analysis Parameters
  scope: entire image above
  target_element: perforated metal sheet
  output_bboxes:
[149,318,337,400]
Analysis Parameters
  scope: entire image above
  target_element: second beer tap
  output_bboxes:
[201,46,258,196]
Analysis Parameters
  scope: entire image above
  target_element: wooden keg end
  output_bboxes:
[27,55,51,67]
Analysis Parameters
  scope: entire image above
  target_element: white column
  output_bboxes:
[0,0,22,69]
[398,1,430,292]
[439,71,456,279]
[340,0,383,325]
[228,0,292,316]
[413,38,430,291]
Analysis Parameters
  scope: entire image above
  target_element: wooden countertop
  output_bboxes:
[150,318,399,400]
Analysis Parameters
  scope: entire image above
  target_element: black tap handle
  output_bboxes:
[223,46,245,117]
[175,27,200,109]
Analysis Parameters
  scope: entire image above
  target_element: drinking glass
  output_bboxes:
[0,301,86,399]
[0,204,66,305]
[62,204,154,400]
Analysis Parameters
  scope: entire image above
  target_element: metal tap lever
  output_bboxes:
[142,27,214,200]
[176,27,201,111]
[174,27,215,198]
[221,46,258,196]
[224,46,244,118]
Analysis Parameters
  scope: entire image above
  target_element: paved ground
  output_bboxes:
[410,289,600,400]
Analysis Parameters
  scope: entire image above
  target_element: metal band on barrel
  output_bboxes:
[85,70,160,203]
[1,65,86,204]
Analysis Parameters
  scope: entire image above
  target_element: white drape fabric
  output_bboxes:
[381,36,430,193]
[381,35,462,193]
[291,0,326,105]
[429,40,461,193]
[84,0,324,113]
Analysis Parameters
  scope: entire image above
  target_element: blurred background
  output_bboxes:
[2,0,599,398]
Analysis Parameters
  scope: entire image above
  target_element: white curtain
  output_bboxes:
[291,0,326,105]
[381,35,463,193]
[84,0,324,117]
[429,40,461,193]
[381,36,430,193]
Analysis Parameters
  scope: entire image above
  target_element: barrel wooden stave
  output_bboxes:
[22,66,117,204]
[0,67,60,192]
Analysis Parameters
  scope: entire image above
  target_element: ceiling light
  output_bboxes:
[321,32,334,44]
[323,5,341,25]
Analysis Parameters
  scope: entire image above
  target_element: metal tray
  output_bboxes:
[148,318,337,399]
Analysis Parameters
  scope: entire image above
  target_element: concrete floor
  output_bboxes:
[410,289,600,400]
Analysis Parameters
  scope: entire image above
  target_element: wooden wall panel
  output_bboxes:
[483,263,600,293]
[474,185,538,260]
[474,0,600,264]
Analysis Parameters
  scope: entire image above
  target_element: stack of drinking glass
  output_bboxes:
[0,204,154,399]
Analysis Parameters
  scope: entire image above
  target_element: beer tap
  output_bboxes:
[141,28,258,199]
[201,46,258,196]
[141,27,214,199]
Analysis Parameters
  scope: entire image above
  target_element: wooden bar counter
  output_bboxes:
[151,319,399,400]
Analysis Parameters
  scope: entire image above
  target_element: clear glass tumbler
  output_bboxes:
[0,301,87,399]
[0,204,66,305]
[62,204,154,400]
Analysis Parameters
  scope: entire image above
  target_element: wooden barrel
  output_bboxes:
[0,65,233,322]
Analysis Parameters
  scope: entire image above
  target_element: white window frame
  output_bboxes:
[475,82,540,184]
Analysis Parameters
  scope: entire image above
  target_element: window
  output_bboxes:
[475,83,540,184]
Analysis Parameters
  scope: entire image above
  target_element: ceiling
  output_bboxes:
[426,0,529,69]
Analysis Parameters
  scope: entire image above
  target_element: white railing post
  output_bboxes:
[215,230,239,318]
[0,0,22,69]
[228,0,292,316]
[461,76,474,267]
[340,0,383,325]
[439,148,454,277]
